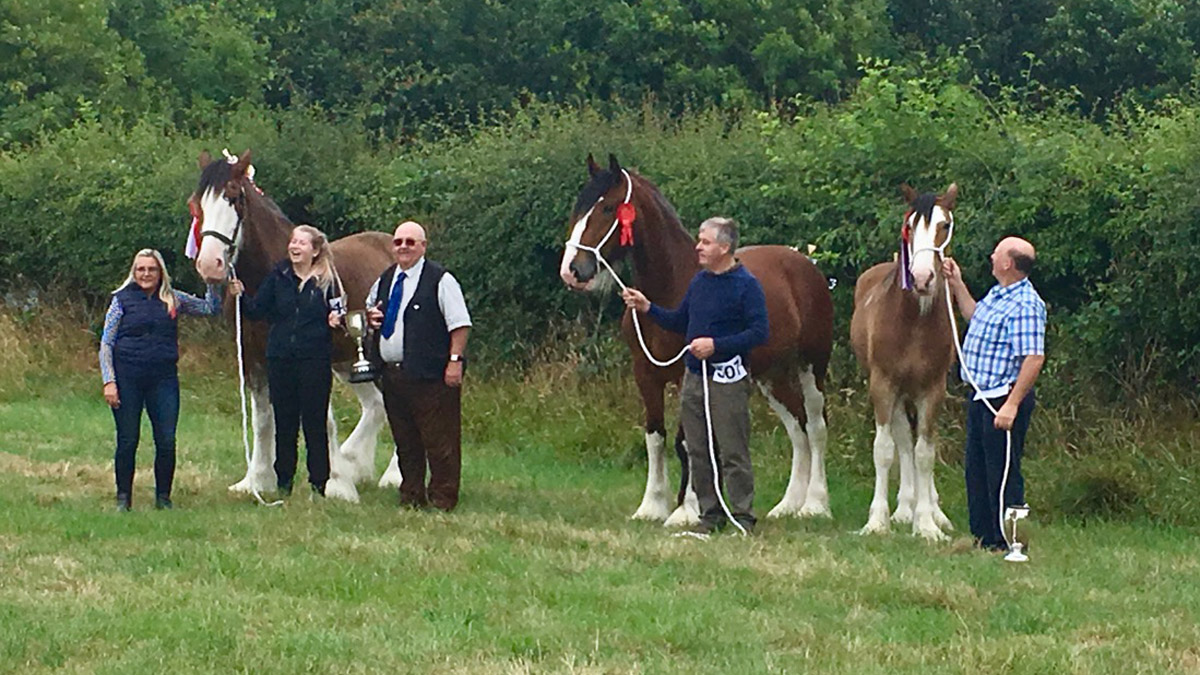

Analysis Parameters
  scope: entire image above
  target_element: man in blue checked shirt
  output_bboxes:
[944,237,1047,551]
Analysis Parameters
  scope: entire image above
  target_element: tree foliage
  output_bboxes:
[4,1,1200,396]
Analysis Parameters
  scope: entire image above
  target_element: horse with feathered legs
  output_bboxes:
[189,150,397,501]
[560,154,834,526]
[851,183,958,541]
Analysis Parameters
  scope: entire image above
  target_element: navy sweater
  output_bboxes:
[648,263,769,374]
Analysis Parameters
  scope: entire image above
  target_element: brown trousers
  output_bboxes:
[380,365,462,511]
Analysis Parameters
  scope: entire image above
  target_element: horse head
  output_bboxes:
[559,153,644,292]
[899,182,957,296]
[191,149,256,283]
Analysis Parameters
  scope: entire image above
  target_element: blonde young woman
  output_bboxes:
[231,225,346,498]
[99,249,223,511]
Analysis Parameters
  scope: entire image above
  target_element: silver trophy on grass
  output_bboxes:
[1004,504,1031,563]
[344,309,378,383]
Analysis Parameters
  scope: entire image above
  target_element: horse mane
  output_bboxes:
[573,169,621,215]
[642,175,685,231]
[911,192,937,225]
[195,160,233,197]
[195,160,289,222]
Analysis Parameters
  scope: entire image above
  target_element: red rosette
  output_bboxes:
[617,202,636,246]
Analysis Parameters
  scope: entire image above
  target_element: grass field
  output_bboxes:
[2,315,1199,673]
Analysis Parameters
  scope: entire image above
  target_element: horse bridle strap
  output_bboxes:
[200,188,247,253]
[567,169,635,256]
[201,227,238,247]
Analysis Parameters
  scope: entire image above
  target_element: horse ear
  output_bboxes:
[231,149,253,178]
[900,183,918,204]
[942,183,959,210]
[608,153,621,174]
[198,150,212,169]
[586,153,600,176]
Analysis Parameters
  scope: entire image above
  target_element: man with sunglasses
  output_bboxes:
[366,221,472,511]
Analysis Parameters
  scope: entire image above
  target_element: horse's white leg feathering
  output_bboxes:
[911,401,949,541]
[632,431,674,522]
[323,393,361,503]
[890,403,916,524]
[663,473,700,527]
[229,383,277,494]
[798,366,831,518]
[759,383,811,519]
[378,451,402,489]
[860,422,895,535]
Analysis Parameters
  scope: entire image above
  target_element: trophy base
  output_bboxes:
[348,368,378,384]
[1004,543,1029,563]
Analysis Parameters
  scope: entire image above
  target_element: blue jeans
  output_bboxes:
[112,363,180,500]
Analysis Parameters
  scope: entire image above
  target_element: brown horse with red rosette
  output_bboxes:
[560,154,834,526]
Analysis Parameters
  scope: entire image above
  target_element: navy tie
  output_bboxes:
[381,271,406,339]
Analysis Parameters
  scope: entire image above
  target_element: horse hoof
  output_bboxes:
[891,506,915,524]
[323,479,361,503]
[631,503,673,523]
[377,470,402,489]
[933,510,955,531]
[228,476,273,494]
[662,505,700,528]
[798,503,833,519]
[914,522,950,542]
[766,503,800,519]
[858,520,890,536]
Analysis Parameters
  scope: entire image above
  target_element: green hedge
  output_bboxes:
[3,62,1199,393]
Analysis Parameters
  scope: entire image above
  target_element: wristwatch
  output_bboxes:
[449,354,465,363]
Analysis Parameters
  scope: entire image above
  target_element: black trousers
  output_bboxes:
[964,391,1036,549]
[267,357,332,492]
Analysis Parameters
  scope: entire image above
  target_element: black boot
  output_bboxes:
[154,494,173,510]
[116,493,132,512]
[277,480,293,497]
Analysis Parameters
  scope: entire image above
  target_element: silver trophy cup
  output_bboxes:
[345,310,378,383]
[1004,504,1031,563]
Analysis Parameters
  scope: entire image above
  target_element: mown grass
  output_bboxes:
[1,312,1199,673]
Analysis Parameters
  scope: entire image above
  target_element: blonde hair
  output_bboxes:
[294,225,345,299]
[114,248,177,314]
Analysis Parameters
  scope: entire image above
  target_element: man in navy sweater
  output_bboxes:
[623,217,769,536]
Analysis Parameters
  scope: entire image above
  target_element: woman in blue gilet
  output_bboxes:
[99,249,223,511]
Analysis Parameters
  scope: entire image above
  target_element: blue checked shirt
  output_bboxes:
[960,278,1046,397]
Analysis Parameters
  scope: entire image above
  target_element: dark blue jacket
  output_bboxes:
[648,263,769,374]
[241,262,341,361]
[113,283,179,370]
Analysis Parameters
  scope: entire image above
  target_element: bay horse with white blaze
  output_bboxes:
[850,183,958,540]
[560,154,834,525]
[190,150,395,502]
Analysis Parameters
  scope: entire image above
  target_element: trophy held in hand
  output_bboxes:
[344,309,379,383]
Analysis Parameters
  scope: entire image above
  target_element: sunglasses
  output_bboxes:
[393,238,425,247]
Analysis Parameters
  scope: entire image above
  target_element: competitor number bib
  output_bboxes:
[710,355,748,384]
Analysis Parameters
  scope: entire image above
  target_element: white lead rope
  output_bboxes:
[231,266,283,507]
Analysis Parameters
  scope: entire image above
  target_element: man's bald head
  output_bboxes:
[392,220,428,269]
[999,236,1036,276]
[393,221,427,243]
